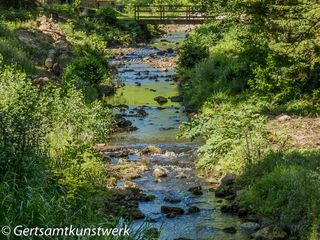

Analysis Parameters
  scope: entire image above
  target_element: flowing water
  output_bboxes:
[108,31,249,240]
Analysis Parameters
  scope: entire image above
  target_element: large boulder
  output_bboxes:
[251,226,288,240]
[215,184,236,198]
[219,172,236,185]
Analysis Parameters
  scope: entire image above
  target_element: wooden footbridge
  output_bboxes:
[134,4,213,24]
[79,1,213,24]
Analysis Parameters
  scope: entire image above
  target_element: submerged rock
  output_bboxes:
[137,107,148,117]
[164,196,181,203]
[188,206,200,214]
[166,212,177,218]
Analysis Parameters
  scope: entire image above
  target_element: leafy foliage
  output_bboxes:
[0,57,114,232]
[95,6,118,26]
[179,93,267,172]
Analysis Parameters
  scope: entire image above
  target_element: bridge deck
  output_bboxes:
[134,4,213,24]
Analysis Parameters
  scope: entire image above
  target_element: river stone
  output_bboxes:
[33,76,50,86]
[223,227,237,234]
[251,226,288,240]
[170,96,183,102]
[215,183,236,198]
[52,63,62,76]
[154,96,168,105]
[220,172,236,185]
[167,48,174,53]
[123,172,141,180]
[141,145,161,155]
[277,115,291,121]
[188,206,200,214]
[137,107,148,117]
[240,222,261,232]
[45,57,54,68]
[188,185,203,195]
[166,212,177,218]
[117,158,128,164]
[116,117,132,128]
[139,157,150,165]
[153,167,167,178]
[164,196,181,203]
[161,206,184,215]
[176,173,187,179]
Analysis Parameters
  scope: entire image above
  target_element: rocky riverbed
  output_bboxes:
[101,29,253,240]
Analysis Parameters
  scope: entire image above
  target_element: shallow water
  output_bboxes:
[108,33,249,240]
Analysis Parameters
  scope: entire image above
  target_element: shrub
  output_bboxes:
[179,93,268,173]
[0,8,35,22]
[180,29,253,108]
[178,37,209,69]
[63,54,108,86]
[95,6,118,26]
[0,58,116,233]
[240,163,320,237]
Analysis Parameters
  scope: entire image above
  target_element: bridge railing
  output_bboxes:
[134,4,214,23]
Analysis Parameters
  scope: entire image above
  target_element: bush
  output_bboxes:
[0,8,36,22]
[63,54,108,86]
[179,93,268,172]
[95,6,118,26]
[240,163,320,238]
[178,37,209,69]
[180,29,253,108]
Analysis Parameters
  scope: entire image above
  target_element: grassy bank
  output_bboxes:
[178,1,320,239]
[0,3,152,239]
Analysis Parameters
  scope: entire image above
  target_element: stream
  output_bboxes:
[107,29,250,240]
